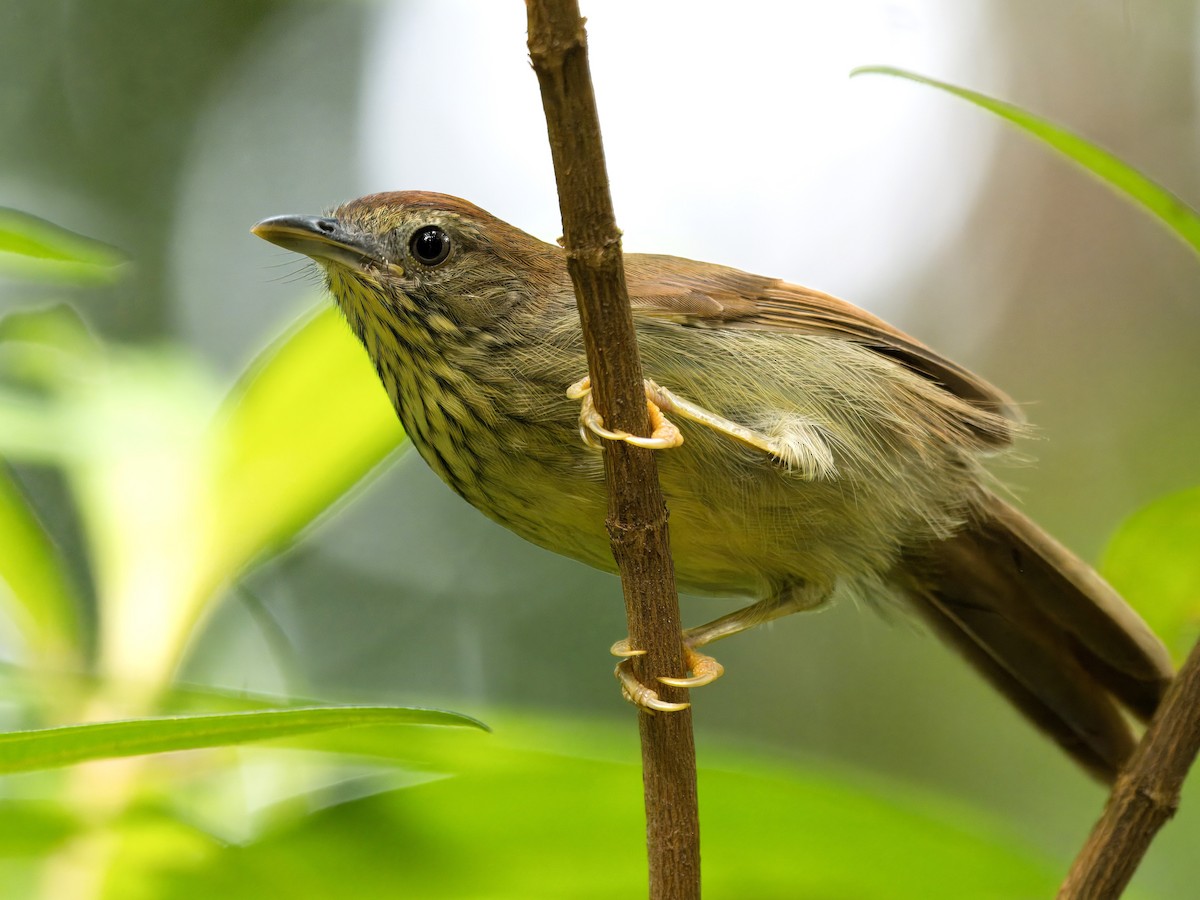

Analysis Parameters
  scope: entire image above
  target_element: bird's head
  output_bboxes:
[252,191,565,335]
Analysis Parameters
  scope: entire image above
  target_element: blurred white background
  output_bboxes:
[362,1,999,319]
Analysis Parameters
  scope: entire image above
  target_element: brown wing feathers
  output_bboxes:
[625,255,1022,438]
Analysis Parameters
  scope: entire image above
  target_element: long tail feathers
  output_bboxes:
[897,494,1173,783]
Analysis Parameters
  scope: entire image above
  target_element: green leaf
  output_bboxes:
[851,66,1200,257]
[0,304,100,386]
[0,208,126,284]
[0,465,82,664]
[135,713,1062,900]
[0,706,486,775]
[0,801,78,857]
[202,304,405,589]
[1102,486,1200,661]
[0,306,101,463]
[0,387,72,462]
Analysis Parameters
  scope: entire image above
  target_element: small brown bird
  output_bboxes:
[253,191,1172,782]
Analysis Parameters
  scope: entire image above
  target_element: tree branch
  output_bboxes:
[524,2,701,898]
[1058,637,1200,898]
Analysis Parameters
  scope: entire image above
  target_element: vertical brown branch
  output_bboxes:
[1058,637,1200,898]
[524,2,701,898]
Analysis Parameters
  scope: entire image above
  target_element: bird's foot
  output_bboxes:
[566,376,683,451]
[610,638,725,713]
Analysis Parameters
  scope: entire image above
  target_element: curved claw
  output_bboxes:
[657,646,725,688]
[610,638,646,658]
[658,671,721,689]
[567,375,683,451]
[565,377,591,401]
[615,659,690,713]
[586,417,627,444]
[577,422,603,451]
[628,395,682,449]
[622,428,681,451]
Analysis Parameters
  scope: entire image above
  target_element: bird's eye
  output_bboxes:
[409,225,451,266]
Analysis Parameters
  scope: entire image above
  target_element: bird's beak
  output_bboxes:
[250,214,379,269]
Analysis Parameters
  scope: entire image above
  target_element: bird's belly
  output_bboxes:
[440,426,893,601]
[399,370,970,603]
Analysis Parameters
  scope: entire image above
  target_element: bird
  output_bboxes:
[253,190,1172,782]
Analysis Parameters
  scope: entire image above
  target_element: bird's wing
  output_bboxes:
[625,254,1021,438]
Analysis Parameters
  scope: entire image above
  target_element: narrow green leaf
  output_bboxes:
[202,305,405,588]
[0,466,82,663]
[1102,486,1200,661]
[851,66,1200,257]
[0,208,126,284]
[0,706,486,775]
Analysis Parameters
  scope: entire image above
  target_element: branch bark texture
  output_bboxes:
[1059,637,1200,898]
[525,2,700,898]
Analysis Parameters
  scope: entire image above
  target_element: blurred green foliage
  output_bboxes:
[1103,488,1200,662]
[0,208,497,894]
[118,714,1067,900]
[0,465,81,668]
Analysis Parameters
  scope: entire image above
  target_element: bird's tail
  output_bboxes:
[896,493,1173,782]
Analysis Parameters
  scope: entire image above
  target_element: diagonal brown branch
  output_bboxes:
[1058,636,1200,898]
[524,2,700,898]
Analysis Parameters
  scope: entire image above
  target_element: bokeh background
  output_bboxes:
[2,0,1198,896]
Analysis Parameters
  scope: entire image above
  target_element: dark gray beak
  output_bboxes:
[251,214,378,268]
